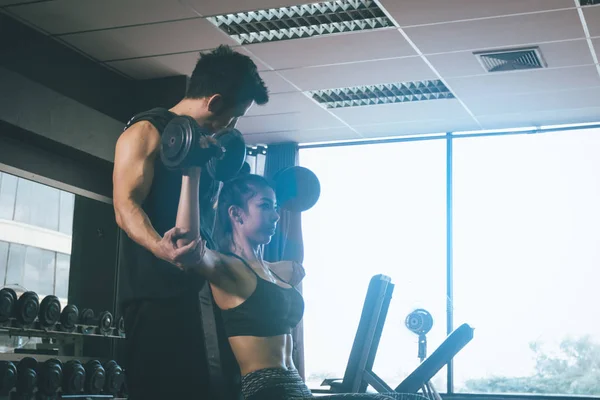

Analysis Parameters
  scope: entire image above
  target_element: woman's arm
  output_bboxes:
[175,168,202,248]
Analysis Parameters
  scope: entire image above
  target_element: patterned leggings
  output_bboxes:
[241,368,426,400]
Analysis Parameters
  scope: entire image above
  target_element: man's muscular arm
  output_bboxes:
[113,121,196,268]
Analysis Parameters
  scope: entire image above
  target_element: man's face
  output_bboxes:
[207,98,253,134]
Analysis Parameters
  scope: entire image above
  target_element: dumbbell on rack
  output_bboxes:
[16,357,37,399]
[78,309,113,335]
[84,360,105,395]
[0,361,17,396]
[37,359,62,397]
[62,360,85,395]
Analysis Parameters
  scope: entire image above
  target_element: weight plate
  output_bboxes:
[0,361,17,394]
[39,295,61,328]
[16,292,39,325]
[60,304,79,332]
[85,360,106,395]
[17,357,37,394]
[103,360,124,395]
[117,316,125,335]
[274,166,321,212]
[0,288,17,322]
[206,129,247,182]
[79,308,95,325]
[38,359,62,395]
[98,311,113,334]
[63,360,85,395]
[160,117,195,169]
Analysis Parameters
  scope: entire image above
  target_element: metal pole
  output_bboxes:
[446,133,454,394]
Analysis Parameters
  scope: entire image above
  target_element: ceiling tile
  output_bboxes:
[461,87,600,115]
[245,127,361,145]
[0,0,40,5]
[447,65,600,99]
[236,108,345,134]
[477,107,600,129]
[428,39,595,78]
[584,5,600,38]
[260,71,298,94]
[245,92,318,116]
[6,0,197,34]
[379,0,574,27]
[244,29,416,70]
[105,47,271,79]
[354,118,481,138]
[330,99,473,126]
[278,56,436,91]
[181,0,320,17]
[106,53,200,79]
[60,18,236,61]
[404,9,585,55]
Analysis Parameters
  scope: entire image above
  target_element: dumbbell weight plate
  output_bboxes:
[0,361,17,395]
[16,357,37,395]
[117,316,125,335]
[79,308,95,325]
[0,288,17,323]
[274,166,321,212]
[103,360,124,395]
[38,359,62,395]
[97,311,113,334]
[60,304,79,332]
[85,360,106,395]
[63,360,85,395]
[16,292,39,326]
[160,117,196,169]
[206,129,247,182]
[39,295,61,328]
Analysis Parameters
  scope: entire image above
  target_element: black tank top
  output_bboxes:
[220,254,304,338]
[118,108,220,305]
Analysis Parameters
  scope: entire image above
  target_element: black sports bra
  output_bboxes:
[219,254,305,338]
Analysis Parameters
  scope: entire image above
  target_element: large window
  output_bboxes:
[300,140,447,390]
[299,126,600,398]
[0,172,74,306]
[453,128,600,396]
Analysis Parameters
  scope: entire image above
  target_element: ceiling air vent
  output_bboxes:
[580,0,600,6]
[309,80,455,109]
[474,47,547,73]
[206,0,394,45]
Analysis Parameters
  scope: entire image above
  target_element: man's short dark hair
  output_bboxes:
[186,45,269,107]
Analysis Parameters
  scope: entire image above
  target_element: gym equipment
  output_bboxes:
[84,360,105,395]
[160,116,247,181]
[59,304,79,332]
[78,308,94,325]
[62,360,85,395]
[16,357,37,397]
[0,288,17,323]
[314,275,474,396]
[405,309,439,400]
[0,361,17,395]
[15,292,39,326]
[273,166,321,212]
[103,360,124,395]
[117,316,125,335]
[38,295,61,328]
[37,359,62,396]
[406,309,434,361]
[97,311,113,335]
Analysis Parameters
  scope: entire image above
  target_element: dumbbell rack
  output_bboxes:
[0,320,124,358]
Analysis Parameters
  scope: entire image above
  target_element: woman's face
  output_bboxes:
[239,186,280,245]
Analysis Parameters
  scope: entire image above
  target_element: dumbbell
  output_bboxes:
[16,357,37,397]
[0,361,17,395]
[273,166,321,213]
[38,295,61,329]
[103,360,124,396]
[78,309,113,334]
[0,288,17,323]
[37,359,62,396]
[117,316,125,336]
[62,360,85,395]
[84,360,105,395]
[160,116,247,181]
[59,304,79,332]
[15,292,39,327]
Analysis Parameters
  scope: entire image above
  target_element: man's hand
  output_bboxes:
[153,227,206,270]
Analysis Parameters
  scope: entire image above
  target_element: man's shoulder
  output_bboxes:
[124,107,175,134]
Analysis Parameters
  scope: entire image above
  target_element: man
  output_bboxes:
[112,45,269,400]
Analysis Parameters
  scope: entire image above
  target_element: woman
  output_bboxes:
[176,168,420,400]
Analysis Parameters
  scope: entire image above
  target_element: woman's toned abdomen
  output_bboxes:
[229,334,295,375]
